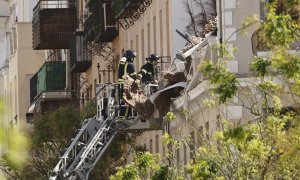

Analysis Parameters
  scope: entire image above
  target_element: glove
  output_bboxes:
[137,74,142,80]
[135,79,141,85]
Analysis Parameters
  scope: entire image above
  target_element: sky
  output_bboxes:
[0,0,9,68]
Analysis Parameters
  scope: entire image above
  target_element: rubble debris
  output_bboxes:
[175,15,217,62]
[123,72,187,120]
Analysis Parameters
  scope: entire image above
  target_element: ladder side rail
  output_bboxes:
[64,84,113,176]
[64,87,111,175]
[53,118,91,173]
[73,115,116,178]
[73,124,109,171]
[64,119,107,175]
[84,131,117,179]
[74,126,117,179]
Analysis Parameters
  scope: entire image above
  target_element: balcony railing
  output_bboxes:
[111,0,152,29]
[29,61,66,104]
[70,31,92,73]
[84,0,118,43]
[37,61,66,93]
[32,0,76,49]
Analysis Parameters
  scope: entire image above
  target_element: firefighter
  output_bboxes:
[118,50,137,83]
[117,50,137,119]
[137,53,159,84]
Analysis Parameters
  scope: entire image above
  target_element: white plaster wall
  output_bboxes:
[221,0,260,74]
[8,0,38,22]
[0,0,9,66]
[0,0,9,17]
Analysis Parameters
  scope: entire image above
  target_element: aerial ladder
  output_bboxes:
[50,83,159,180]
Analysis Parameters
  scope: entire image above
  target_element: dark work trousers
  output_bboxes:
[117,83,132,118]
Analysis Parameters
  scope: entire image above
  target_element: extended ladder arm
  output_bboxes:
[50,83,159,180]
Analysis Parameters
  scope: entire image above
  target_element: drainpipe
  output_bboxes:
[65,49,70,91]
[103,3,107,30]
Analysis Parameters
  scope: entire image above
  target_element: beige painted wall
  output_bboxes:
[81,0,262,159]
[84,0,173,97]
[8,22,44,128]
[120,0,172,68]
[117,0,172,157]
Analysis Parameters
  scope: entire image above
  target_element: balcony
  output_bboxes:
[32,0,76,50]
[111,0,152,29]
[70,31,92,73]
[29,61,67,104]
[84,0,118,43]
[28,61,74,114]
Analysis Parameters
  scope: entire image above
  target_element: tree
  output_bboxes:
[17,105,82,179]
[0,98,29,179]
[110,113,186,180]
[188,0,300,179]
[112,0,300,179]
[8,99,128,179]
[184,0,216,37]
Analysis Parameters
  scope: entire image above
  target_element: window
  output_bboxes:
[136,35,139,68]
[183,144,187,165]
[94,79,97,96]
[12,27,17,52]
[159,10,163,55]
[86,85,93,100]
[205,122,210,139]
[150,139,153,153]
[130,40,133,51]
[260,0,267,20]
[147,23,151,55]
[197,126,203,146]
[153,16,157,53]
[14,76,17,115]
[217,114,221,130]
[189,132,195,161]
[166,1,170,56]
[141,29,145,63]
[155,134,159,153]
[176,148,180,164]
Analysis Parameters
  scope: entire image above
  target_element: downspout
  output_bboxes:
[103,3,107,30]
[65,49,70,91]
[65,0,71,92]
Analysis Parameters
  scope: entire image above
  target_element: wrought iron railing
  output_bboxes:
[32,0,76,49]
[96,44,119,83]
[84,0,118,43]
[70,31,92,73]
[33,0,75,14]
[111,0,152,29]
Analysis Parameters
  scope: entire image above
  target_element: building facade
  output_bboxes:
[167,0,296,169]
[1,0,287,178]
[3,0,46,130]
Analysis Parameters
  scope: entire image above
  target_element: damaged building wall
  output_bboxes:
[161,0,262,166]
[123,0,207,157]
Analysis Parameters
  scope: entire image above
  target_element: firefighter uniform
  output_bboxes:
[138,54,159,84]
[118,58,137,83]
[117,50,137,119]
